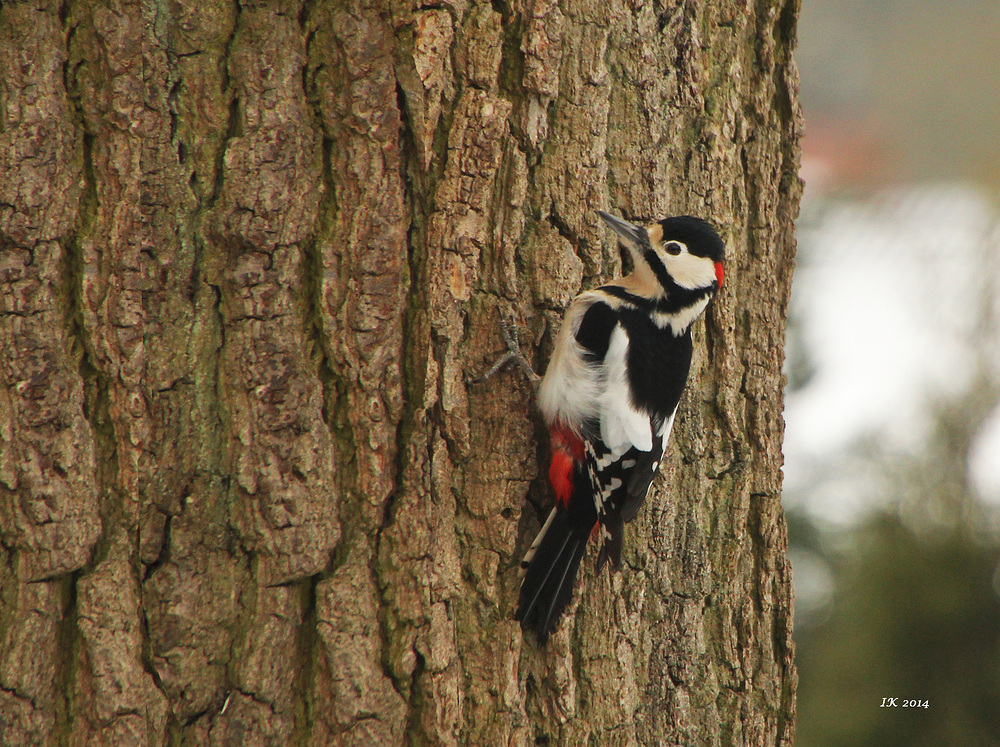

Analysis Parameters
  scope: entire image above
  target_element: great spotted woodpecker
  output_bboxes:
[515,211,725,643]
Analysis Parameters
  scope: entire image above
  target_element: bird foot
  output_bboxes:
[470,315,541,385]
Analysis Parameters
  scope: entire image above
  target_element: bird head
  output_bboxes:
[598,211,726,292]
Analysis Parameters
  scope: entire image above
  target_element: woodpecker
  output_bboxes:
[515,210,725,643]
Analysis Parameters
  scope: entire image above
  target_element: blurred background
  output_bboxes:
[787,1,1000,744]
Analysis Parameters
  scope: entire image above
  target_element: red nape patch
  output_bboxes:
[548,424,585,507]
[715,261,725,288]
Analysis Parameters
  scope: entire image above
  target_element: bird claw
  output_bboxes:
[469,315,541,385]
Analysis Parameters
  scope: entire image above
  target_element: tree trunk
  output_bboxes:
[0,0,801,744]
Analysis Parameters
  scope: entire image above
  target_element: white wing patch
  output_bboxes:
[599,326,653,452]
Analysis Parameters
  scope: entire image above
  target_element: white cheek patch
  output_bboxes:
[663,251,718,290]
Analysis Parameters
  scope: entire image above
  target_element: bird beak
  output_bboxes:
[598,211,649,249]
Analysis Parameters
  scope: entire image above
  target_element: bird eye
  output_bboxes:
[664,241,683,256]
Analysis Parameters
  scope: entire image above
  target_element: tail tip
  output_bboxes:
[515,609,552,646]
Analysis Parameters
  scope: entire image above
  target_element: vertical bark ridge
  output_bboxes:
[0,10,96,743]
[302,0,414,742]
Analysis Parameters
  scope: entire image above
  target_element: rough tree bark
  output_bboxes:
[0,0,800,745]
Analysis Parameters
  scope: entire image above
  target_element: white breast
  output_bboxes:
[538,296,603,431]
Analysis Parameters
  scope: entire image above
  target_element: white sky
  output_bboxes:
[782,183,1000,523]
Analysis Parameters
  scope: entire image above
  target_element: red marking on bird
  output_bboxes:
[548,424,585,507]
[715,261,725,288]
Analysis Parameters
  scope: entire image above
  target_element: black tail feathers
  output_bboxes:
[514,506,592,644]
